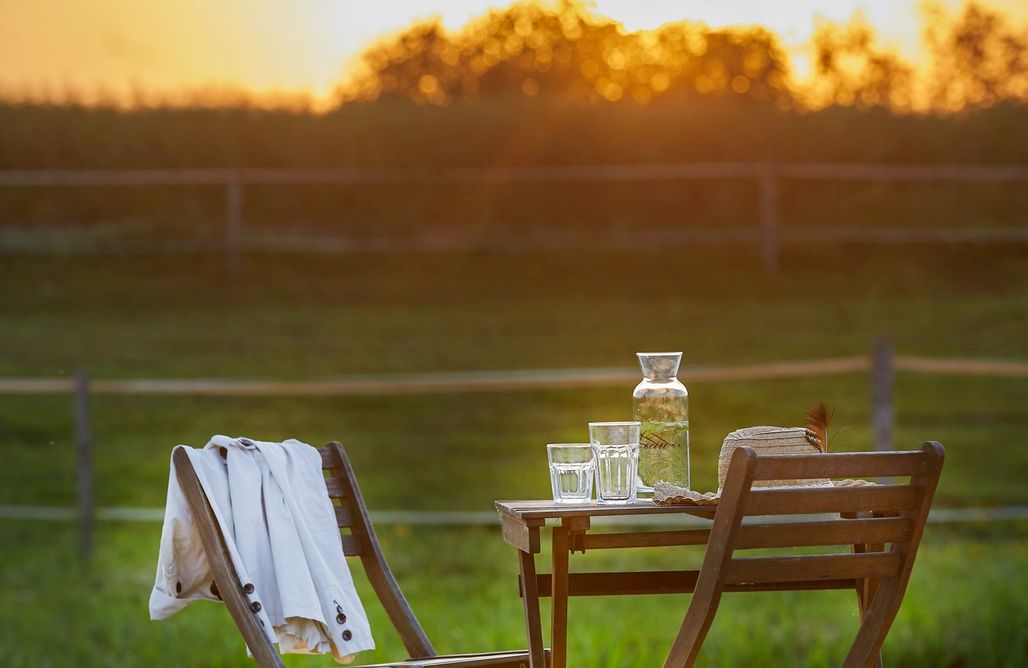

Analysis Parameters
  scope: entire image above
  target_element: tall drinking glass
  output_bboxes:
[589,421,640,504]
[547,444,595,504]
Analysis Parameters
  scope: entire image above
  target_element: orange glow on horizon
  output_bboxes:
[0,0,1024,111]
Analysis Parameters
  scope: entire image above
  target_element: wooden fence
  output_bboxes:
[1,339,1026,561]
[1,162,1026,272]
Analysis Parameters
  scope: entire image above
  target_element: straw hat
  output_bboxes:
[717,426,829,490]
[653,424,875,506]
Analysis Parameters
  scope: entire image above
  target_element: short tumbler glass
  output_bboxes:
[589,421,641,504]
[547,444,595,504]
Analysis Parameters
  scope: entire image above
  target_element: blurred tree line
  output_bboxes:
[337,0,1027,113]
[338,1,788,106]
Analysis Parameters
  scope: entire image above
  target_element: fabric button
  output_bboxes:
[175,581,182,594]
[243,583,255,594]
[341,630,352,641]
[250,601,262,613]
[336,613,346,624]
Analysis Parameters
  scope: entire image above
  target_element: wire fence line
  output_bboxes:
[1,162,1026,271]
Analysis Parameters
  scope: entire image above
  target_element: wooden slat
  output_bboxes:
[726,553,902,585]
[575,510,907,552]
[745,484,920,515]
[339,534,363,556]
[752,451,927,482]
[395,650,546,667]
[334,505,356,527]
[530,571,857,597]
[324,477,348,498]
[495,499,718,521]
[318,446,337,468]
[735,518,913,549]
[501,514,540,553]
[582,529,711,550]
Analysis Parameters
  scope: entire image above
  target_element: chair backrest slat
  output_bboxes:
[751,450,928,481]
[339,534,363,555]
[318,446,335,469]
[333,505,356,528]
[324,477,348,499]
[735,517,913,550]
[745,483,920,516]
[726,552,902,586]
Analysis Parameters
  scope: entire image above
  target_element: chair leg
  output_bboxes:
[843,577,903,668]
[851,544,884,668]
[662,587,725,668]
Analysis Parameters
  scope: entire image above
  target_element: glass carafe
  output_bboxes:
[632,352,690,491]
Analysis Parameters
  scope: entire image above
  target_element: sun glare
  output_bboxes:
[0,0,1024,111]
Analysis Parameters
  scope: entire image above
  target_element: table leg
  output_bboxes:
[518,549,547,668]
[550,526,570,668]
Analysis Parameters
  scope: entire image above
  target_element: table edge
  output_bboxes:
[494,499,718,521]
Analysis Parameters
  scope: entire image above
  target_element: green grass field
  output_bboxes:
[0,522,1024,668]
[0,244,1026,666]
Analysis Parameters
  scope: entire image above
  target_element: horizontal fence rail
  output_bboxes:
[1,162,1026,271]
[0,356,1024,397]
[2,162,1027,186]
[2,346,1025,560]
[1,505,1024,526]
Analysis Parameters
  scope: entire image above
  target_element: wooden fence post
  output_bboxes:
[758,163,780,272]
[871,338,894,453]
[74,369,94,562]
[225,174,243,275]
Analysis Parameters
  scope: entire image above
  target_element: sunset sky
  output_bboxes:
[1,0,1024,103]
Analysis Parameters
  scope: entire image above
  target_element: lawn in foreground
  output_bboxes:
[0,521,1023,667]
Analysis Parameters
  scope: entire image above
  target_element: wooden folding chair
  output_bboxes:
[173,441,548,668]
[663,441,944,668]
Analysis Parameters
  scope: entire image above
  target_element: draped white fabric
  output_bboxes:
[149,435,374,663]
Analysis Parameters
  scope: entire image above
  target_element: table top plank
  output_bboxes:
[495,499,719,521]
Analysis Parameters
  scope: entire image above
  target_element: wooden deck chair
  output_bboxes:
[663,442,944,668]
[173,441,548,668]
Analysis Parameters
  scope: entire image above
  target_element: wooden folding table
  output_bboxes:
[494,500,719,668]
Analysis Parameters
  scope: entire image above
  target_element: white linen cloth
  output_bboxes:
[149,435,374,663]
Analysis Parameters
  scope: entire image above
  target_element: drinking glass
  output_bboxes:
[547,444,595,504]
[589,421,640,504]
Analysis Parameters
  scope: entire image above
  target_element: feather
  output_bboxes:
[805,402,834,453]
